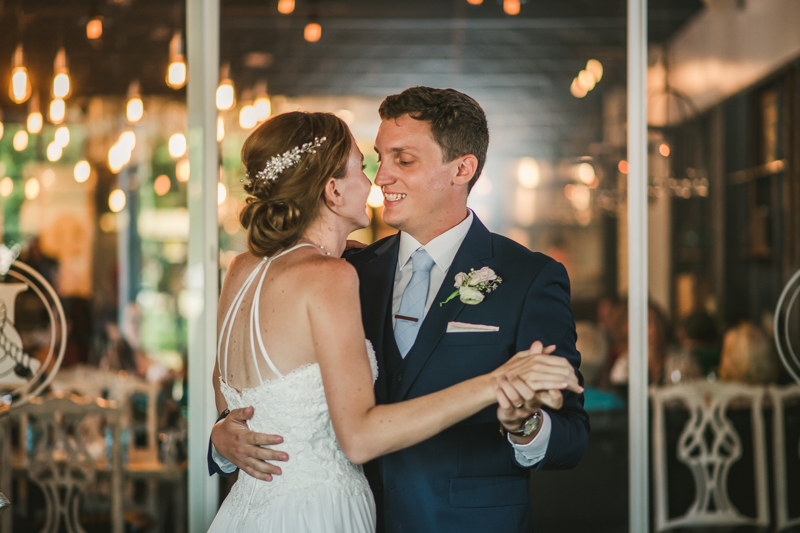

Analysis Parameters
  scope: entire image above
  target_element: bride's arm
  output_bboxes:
[309,261,577,465]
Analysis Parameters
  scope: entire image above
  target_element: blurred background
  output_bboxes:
[0,0,798,531]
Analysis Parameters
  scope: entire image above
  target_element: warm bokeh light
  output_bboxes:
[503,0,520,15]
[176,158,190,182]
[216,80,235,111]
[55,126,70,147]
[618,160,629,174]
[167,61,187,89]
[517,157,541,189]
[108,143,131,173]
[49,98,66,124]
[659,143,671,157]
[570,78,587,98]
[13,130,28,151]
[577,162,596,185]
[586,59,603,83]
[254,97,271,122]
[467,0,483,4]
[577,70,596,91]
[0,122,4,141]
[0,177,12,197]
[169,133,187,158]
[10,68,31,104]
[46,141,63,162]
[74,160,91,183]
[127,97,144,123]
[239,105,258,129]
[25,177,40,200]
[278,0,295,14]
[109,189,126,212]
[119,130,136,152]
[87,18,103,40]
[27,112,43,134]
[367,185,384,208]
[53,73,70,99]
[154,174,171,196]
[304,23,322,43]
[218,182,227,205]
[217,115,225,142]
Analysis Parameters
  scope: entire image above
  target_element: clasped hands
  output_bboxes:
[211,340,582,481]
[491,341,583,444]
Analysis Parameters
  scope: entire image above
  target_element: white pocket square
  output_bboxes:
[446,321,500,333]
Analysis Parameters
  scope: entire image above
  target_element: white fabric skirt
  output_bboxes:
[207,482,376,533]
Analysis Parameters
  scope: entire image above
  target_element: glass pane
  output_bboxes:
[648,1,800,531]
[215,1,629,531]
[0,2,189,531]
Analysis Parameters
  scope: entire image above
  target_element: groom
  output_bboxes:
[209,87,589,532]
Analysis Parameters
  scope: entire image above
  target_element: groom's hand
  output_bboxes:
[211,406,288,482]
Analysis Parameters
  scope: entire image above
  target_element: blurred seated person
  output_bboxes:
[576,321,625,410]
[719,321,780,384]
[608,302,673,386]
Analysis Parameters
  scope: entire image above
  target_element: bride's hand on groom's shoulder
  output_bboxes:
[211,406,289,482]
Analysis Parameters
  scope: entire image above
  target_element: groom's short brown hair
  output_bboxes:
[379,86,489,192]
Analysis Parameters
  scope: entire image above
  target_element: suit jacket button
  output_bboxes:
[397,373,403,382]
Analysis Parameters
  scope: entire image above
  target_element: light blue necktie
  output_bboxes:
[394,249,435,358]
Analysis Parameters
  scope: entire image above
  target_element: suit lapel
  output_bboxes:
[394,217,494,401]
[359,235,399,404]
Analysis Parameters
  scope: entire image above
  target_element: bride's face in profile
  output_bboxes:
[335,138,372,230]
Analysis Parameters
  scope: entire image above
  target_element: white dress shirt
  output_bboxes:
[212,209,550,472]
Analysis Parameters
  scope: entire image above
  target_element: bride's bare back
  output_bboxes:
[217,245,331,392]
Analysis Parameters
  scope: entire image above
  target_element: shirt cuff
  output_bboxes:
[212,419,238,474]
[508,410,552,467]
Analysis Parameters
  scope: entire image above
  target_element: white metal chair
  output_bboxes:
[650,382,769,531]
[0,392,123,533]
[768,384,800,531]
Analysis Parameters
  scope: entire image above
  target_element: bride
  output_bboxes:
[207,111,570,532]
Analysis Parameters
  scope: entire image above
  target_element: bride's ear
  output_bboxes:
[323,177,344,208]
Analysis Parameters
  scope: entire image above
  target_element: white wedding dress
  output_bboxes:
[208,244,377,533]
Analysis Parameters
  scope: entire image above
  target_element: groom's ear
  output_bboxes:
[323,177,344,207]
[452,155,478,187]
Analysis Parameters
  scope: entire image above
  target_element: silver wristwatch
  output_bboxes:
[506,411,542,437]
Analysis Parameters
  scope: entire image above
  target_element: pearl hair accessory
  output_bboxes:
[243,136,327,183]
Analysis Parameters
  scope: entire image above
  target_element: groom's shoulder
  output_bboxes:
[489,231,559,276]
[344,233,398,268]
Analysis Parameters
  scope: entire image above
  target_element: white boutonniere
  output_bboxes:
[439,267,503,307]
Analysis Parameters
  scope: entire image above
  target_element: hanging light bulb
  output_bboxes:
[503,0,520,15]
[216,64,235,111]
[586,59,603,83]
[570,78,587,98]
[304,22,322,42]
[0,177,12,197]
[217,182,227,205]
[87,17,103,40]
[466,0,483,4]
[239,104,258,129]
[49,98,66,124]
[46,141,63,162]
[278,0,295,14]
[27,94,43,134]
[74,160,91,183]
[54,126,70,148]
[119,130,136,152]
[52,47,71,99]
[9,44,32,104]
[166,32,187,89]
[126,81,144,123]
[154,174,171,196]
[168,133,187,158]
[25,177,40,200]
[253,81,271,122]
[109,189,127,213]
[217,114,225,142]
[0,110,4,141]
[13,130,28,151]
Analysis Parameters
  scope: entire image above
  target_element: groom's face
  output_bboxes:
[374,114,463,240]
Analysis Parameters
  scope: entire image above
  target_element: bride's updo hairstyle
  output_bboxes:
[239,111,352,257]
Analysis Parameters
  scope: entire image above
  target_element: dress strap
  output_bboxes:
[217,257,269,385]
[248,242,323,383]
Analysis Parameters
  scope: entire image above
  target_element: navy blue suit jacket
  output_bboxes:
[347,216,588,533]
[208,216,589,532]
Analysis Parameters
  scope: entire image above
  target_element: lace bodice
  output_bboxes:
[218,341,377,517]
[216,244,378,521]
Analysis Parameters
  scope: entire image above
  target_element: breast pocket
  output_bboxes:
[438,330,503,346]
